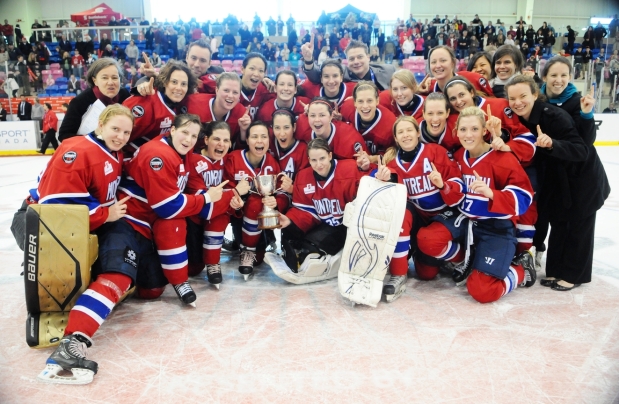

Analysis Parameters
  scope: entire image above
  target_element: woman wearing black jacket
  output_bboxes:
[534,57,611,288]
[506,74,608,291]
[59,58,130,142]
[582,26,594,49]
[525,25,536,48]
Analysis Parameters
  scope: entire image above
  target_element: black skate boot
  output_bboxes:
[383,275,407,302]
[513,251,537,287]
[37,333,98,384]
[206,263,222,289]
[173,281,197,307]
[222,236,240,252]
[452,247,475,286]
[239,249,256,280]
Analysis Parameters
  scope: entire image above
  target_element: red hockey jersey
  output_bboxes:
[453,148,533,224]
[426,71,494,96]
[286,159,364,232]
[379,92,425,122]
[118,137,208,239]
[185,152,235,220]
[183,93,245,145]
[239,82,272,120]
[300,81,357,107]
[295,116,368,160]
[272,140,310,182]
[386,143,464,214]
[33,133,124,231]
[122,91,177,156]
[339,102,397,155]
[255,95,311,126]
[418,119,461,155]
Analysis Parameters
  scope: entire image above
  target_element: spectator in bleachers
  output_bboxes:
[126,40,139,67]
[38,102,59,154]
[384,36,396,64]
[151,51,162,68]
[59,58,130,141]
[594,22,607,50]
[0,103,6,120]
[424,34,435,59]
[7,43,22,68]
[582,26,594,49]
[266,17,276,36]
[58,34,71,53]
[71,49,84,79]
[67,74,80,95]
[100,34,112,56]
[115,45,126,64]
[286,15,295,36]
[467,52,492,80]
[45,73,55,89]
[280,43,290,66]
[129,67,142,87]
[468,35,479,56]
[458,30,470,59]
[85,52,97,68]
[75,37,87,56]
[248,37,260,53]
[3,20,14,46]
[102,44,114,58]
[4,73,19,97]
[16,55,31,96]
[402,35,414,59]
[239,24,252,49]
[525,24,535,48]
[252,26,264,44]
[288,45,300,71]
[177,33,186,61]
[222,29,236,55]
[83,35,95,56]
[583,46,593,76]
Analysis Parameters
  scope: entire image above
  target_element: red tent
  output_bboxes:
[70,3,123,26]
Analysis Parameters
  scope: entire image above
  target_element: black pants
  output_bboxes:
[533,206,550,253]
[545,213,596,284]
[40,129,58,153]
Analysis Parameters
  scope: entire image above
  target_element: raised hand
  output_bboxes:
[262,77,276,92]
[417,74,431,93]
[428,162,444,189]
[535,124,553,149]
[280,174,294,194]
[486,104,506,151]
[235,177,251,196]
[106,196,130,222]
[238,106,252,140]
[354,150,371,171]
[137,76,155,96]
[374,155,391,181]
[301,33,315,63]
[332,103,342,121]
[140,51,156,77]
[206,180,229,203]
[580,85,595,114]
[299,100,309,115]
[470,170,493,199]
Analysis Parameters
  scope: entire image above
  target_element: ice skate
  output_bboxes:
[534,250,544,271]
[222,236,239,252]
[513,251,537,287]
[206,264,222,289]
[37,334,98,385]
[173,281,197,307]
[452,249,474,286]
[239,249,256,281]
[382,275,407,303]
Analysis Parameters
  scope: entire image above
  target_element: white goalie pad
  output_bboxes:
[338,177,408,307]
[265,251,342,285]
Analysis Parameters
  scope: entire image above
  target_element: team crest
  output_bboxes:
[353,142,363,153]
[180,106,188,114]
[104,161,113,175]
[160,117,172,129]
[195,160,208,173]
[62,151,77,164]
[149,157,164,171]
[503,107,513,118]
[131,105,145,118]
[479,77,488,87]
[304,184,316,194]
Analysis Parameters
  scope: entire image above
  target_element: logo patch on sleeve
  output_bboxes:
[123,247,138,268]
[149,157,164,171]
[131,105,145,117]
[180,106,188,114]
[353,142,363,153]
[503,107,513,118]
[62,151,77,163]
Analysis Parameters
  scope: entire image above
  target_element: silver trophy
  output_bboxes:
[251,173,286,230]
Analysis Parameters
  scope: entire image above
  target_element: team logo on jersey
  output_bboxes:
[195,160,208,173]
[353,142,363,153]
[479,77,488,87]
[62,151,77,164]
[234,171,248,181]
[104,161,113,175]
[150,157,164,171]
[304,184,316,194]
[503,107,513,118]
[160,117,172,129]
[131,105,145,118]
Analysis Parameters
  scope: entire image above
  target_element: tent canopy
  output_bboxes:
[327,4,376,24]
[70,3,123,26]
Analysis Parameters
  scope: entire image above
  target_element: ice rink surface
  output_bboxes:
[0,149,618,403]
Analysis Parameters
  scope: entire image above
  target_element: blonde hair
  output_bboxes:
[389,70,418,98]
[95,105,134,137]
[455,106,486,131]
[383,116,421,165]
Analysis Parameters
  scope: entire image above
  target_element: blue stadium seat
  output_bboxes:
[234,54,245,60]
[222,54,234,61]
[55,77,68,84]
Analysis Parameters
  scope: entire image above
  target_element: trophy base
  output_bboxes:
[258,213,281,230]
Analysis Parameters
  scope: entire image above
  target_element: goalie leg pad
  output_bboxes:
[265,250,342,285]
[338,177,408,308]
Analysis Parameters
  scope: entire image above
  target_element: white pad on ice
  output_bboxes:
[338,177,407,307]
[265,251,341,284]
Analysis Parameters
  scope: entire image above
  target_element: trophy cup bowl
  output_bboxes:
[253,174,284,229]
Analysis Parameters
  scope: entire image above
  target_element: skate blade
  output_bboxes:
[455,277,469,287]
[243,273,254,281]
[384,286,406,303]
[37,364,94,385]
[188,301,197,308]
[213,283,220,290]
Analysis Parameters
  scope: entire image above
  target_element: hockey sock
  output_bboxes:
[241,217,261,249]
[65,273,132,338]
[501,265,524,297]
[414,260,439,280]
[203,230,224,265]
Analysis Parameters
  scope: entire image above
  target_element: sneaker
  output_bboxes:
[37,334,98,384]
[239,249,256,279]
[206,263,222,285]
[222,237,239,252]
[452,248,475,286]
[173,281,197,306]
[513,251,537,287]
[383,275,407,302]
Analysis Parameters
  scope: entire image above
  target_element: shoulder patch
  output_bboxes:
[179,106,188,114]
[479,77,488,87]
[132,105,144,118]
[62,151,77,164]
[353,142,363,153]
[149,157,164,171]
[503,107,513,118]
